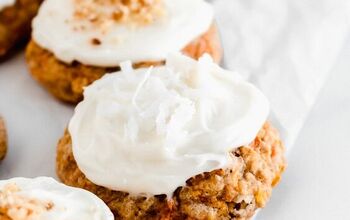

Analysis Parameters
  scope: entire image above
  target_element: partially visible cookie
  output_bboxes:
[25,0,222,103]
[0,177,114,219]
[0,0,42,59]
[26,24,222,104]
[0,116,7,161]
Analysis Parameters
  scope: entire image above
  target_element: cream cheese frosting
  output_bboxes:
[32,0,214,67]
[69,53,270,196]
[0,0,15,11]
[0,177,114,220]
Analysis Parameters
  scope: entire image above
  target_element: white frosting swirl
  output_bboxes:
[0,0,15,11]
[69,53,270,196]
[32,0,214,67]
[0,177,114,220]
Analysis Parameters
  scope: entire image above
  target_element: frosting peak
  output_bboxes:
[69,53,270,196]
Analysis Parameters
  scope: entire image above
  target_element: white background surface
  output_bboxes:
[258,38,350,219]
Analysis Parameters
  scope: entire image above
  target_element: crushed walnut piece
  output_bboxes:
[91,38,102,46]
[0,183,54,220]
[73,0,165,29]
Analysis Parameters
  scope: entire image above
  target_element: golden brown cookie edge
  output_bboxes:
[56,122,286,220]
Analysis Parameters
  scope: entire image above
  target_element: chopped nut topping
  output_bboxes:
[0,184,54,220]
[91,38,102,45]
[73,0,165,30]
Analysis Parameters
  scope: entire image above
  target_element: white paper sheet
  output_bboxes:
[213,0,350,147]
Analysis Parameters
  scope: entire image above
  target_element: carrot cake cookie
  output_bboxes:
[26,0,222,103]
[56,53,286,219]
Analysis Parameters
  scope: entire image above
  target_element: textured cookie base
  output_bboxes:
[0,117,7,161]
[25,24,222,104]
[0,212,10,220]
[0,0,42,59]
[56,123,286,220]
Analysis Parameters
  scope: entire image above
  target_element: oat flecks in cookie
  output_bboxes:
[73,0,165,30]
[0,183,54,220]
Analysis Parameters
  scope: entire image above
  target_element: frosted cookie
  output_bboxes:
[0,0,42,58]
[56,53,286,220]
[0,116,7,161]
[0,177,114,219]
[26,0,222,103]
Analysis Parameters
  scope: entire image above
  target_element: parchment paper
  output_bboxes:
[213,0,350,147]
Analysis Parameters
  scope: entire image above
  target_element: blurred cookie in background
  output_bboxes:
[26,0,222,103]
[0,0,42,59]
